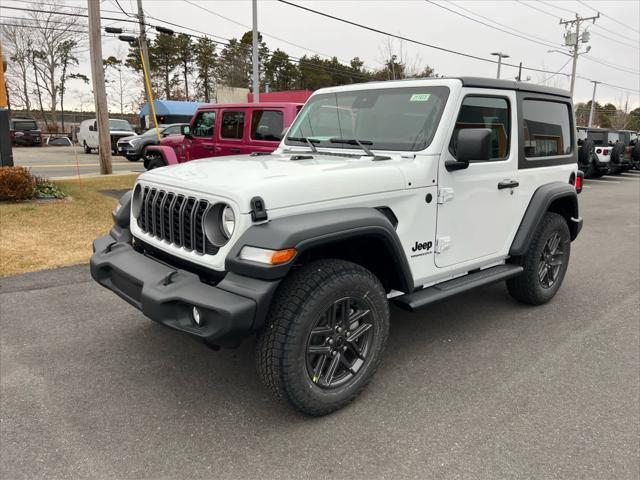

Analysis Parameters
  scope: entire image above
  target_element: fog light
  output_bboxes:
[192,306,202,326]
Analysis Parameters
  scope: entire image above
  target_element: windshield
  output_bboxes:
[109,119,133,131]
[285,86,449,152]
[142,128,159,137]
[13,121,37,131]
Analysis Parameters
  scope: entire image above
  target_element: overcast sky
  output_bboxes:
[4,0,639,111]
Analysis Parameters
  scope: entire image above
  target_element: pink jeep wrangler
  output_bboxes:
[144,103,303,169]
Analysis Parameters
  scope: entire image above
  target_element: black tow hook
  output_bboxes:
[162,270,179,286]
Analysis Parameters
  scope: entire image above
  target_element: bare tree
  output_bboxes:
[104,49,140,118]
[0,19,34,111]
[26,0,84,131]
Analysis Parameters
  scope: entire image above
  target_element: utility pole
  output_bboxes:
[588,80,599,127]
[560,12,599,97]
[491,52,510,79]
[251,0,259,103]
[136,0,157,129]
[88,0,112,174]
[0,39,14,167]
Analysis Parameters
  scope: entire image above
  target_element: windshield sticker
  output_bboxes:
[410,93,431,102]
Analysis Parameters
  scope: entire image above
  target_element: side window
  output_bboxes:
[523,100,572,157]
[251,110,284,141]
[221,111,245,140]
[191,111,216,138]
[163,125,178,135]
[450,96,510,161]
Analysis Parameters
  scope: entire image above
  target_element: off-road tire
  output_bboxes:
[507,212,571,305]
[578,139,594,175]
[146,153,165,170]
[83,141,91,154]
[256,259,390,416]
[584,152,598,178]
[609,143,625,174]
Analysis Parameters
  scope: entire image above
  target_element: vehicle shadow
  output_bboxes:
[102,281,542,425]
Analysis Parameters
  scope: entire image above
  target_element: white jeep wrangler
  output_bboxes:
[91,77,583,416]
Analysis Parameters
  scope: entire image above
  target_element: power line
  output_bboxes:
[447,0,563,47]
[536,57,572,84]
[276,0,564,76]
[575,0,640,34]
[517,0,638,48]
[182,0,360,67]
[538,0,639,45]
[425,0,560,50]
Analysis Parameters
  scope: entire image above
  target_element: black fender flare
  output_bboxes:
[510,182,580,257]
[226,208,414,292]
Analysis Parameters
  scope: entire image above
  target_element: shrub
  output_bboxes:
[33,180,66,199]
[0,167,36,201]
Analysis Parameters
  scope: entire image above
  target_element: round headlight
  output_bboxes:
[203,203,235,247]
[131,184,143,218]
[222,205,235,238]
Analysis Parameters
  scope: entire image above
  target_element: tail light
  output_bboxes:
[575,172,583,193]
[603,149,609,155]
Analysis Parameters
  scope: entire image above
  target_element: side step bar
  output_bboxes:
[393,264,523,311]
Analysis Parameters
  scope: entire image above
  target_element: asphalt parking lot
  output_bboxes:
[12,146,145,178]
[1,173,639,479]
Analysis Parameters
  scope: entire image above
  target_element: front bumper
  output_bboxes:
[117,143,140,157]
[90,234,279,346]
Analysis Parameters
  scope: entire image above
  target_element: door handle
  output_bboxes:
[230,148,241,153]
[498,180,519,189]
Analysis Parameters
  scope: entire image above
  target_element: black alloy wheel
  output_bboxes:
[538,233,564,289]
[306,296,373,389]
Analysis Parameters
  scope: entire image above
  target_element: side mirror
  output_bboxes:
[446,128,492,171]
[181,125,191,137]
[89,125,95,132]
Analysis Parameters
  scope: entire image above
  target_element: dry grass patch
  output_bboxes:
[0,174,138,277]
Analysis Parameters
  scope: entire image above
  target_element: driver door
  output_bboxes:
[188,109,217,159]
[435,90,521,268]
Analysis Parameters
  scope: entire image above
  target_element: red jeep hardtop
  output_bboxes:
[152,102,302,168]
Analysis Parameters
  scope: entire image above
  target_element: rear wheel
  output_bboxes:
[507,212,571,305]
[256,259,390,416]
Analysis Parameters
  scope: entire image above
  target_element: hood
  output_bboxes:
[110,130,136,136]
[140,152,407,212]
[117,134,138,142]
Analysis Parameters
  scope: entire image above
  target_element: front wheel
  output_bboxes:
[145,152,165,170]
[507,212,571,305]
[256,259,390,416]
[83,141,91,154]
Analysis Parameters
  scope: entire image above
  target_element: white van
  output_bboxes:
[77,118,137,154]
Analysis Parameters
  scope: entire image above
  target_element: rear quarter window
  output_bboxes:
[523,100,572,157]
[251,110,284,141]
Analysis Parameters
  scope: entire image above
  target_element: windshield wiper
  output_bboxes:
[329,138,390,161]
[287,136,319,153]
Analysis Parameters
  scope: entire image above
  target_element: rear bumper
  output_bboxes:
[90,234,279,346]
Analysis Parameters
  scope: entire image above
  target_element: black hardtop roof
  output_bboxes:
[457,77,571,98]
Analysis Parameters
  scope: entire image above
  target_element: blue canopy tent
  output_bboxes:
[139,100,204,129]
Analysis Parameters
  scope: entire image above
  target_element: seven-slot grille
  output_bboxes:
[136,186,219,255]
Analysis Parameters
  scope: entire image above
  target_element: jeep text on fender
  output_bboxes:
[91,77,583,416]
